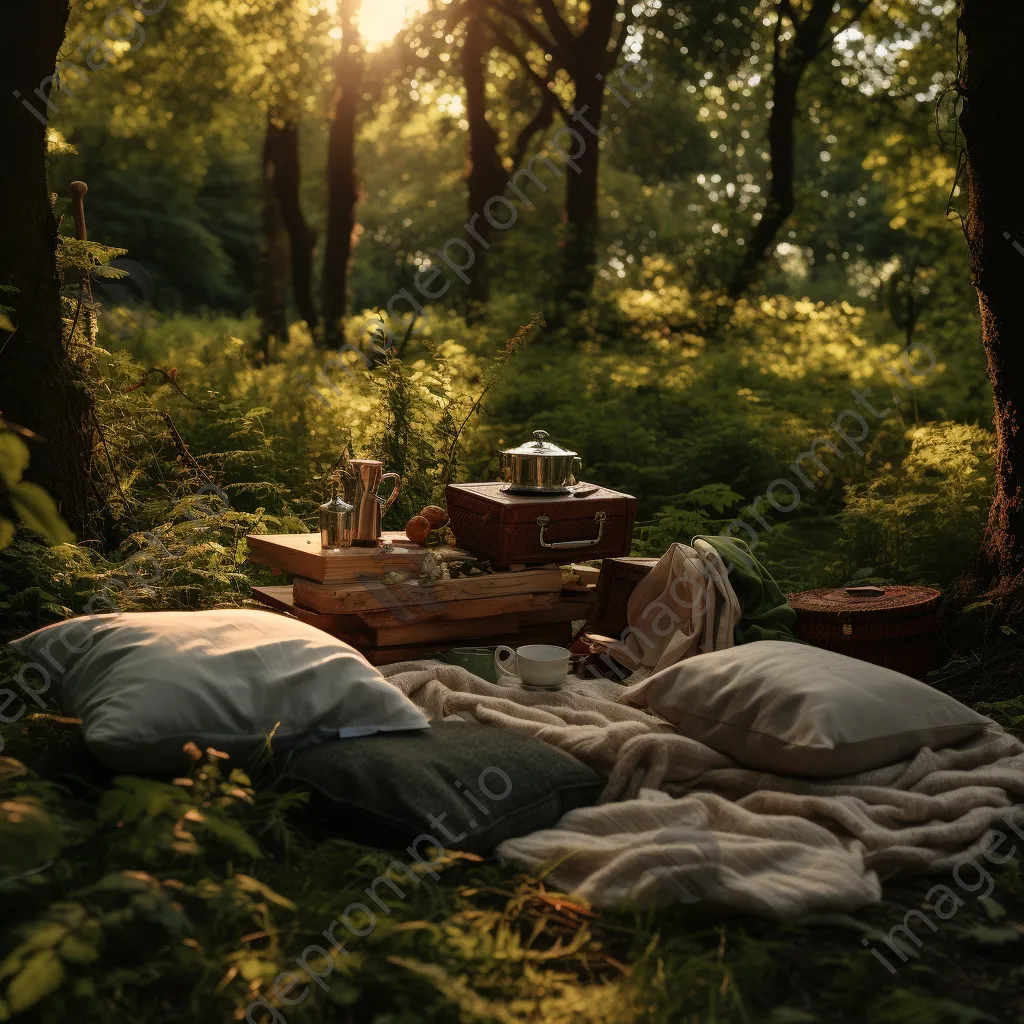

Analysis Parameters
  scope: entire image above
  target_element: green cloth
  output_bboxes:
[696,535,800,645]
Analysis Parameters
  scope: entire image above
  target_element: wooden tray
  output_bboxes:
[245,531,473,585]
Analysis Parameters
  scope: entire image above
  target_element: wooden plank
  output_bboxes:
[246,532,474,585]
[359,621,575,666]
[355,591,558,628]
[251,585,296,614]
[568,564,602,587]
[248,599,573,666]
[255,584,562,632]
[251,585,364,634]
[521,590,599,626]
[369,613,521,647]
[293,566,563,615]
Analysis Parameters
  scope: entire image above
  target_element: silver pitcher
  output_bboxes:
[347,458,402,545]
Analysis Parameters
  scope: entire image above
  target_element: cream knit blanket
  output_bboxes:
[382,661,1024,919]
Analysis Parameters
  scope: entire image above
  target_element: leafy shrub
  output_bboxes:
[835,421,995,585]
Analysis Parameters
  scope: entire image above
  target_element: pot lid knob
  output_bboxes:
[532,429,550,445]
[320,479,353,514]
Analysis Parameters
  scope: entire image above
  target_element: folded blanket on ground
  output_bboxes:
[381,661,1024,919]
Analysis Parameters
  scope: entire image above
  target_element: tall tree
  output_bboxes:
[239,0,326,339]
[956,0,1024,606]
[461,0,508,311]
[264,115,318,331]
[727,0,872,298]
[487,0,627,303]
[321,0,364,345]
[256,114,292,358]
[0,1,96,539]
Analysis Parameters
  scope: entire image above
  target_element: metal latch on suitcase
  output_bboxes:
[536,511,607,549]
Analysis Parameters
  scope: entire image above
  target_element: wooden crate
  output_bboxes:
[251,585,574,665]
[248,532,587,665]
[586,556,659,639]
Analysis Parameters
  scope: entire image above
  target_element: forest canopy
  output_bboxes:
[9,0,990,595]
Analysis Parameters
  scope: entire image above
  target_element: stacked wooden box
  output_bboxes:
[247,532,597,665]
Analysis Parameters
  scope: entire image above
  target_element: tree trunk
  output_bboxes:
[727,57,801,298]
[321,0,363,347]
[270,118,318,330]
[956,0,1024,606]
[0,1,97,540]
[257,114,290,361]
[462,1,505,312]
[727,0,837,299]
[562,68,604,302]
[483,0,621,307]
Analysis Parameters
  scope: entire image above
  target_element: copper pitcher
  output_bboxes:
[346,459,401,545]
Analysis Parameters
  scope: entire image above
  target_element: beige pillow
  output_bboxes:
[9,610,428,774]
[622,641,989,777]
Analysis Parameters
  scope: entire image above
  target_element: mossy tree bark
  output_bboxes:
[956,0,1024,609]
[0,1,98,540]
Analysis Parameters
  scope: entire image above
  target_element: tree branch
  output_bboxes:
[510,94,557,169]
[483,0,566,65]
[605,14,630,71]
[535,0,578,53]
[813,0,873,59]
[486,17,573,122]
[727,0,837,299]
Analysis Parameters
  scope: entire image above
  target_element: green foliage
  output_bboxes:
[0,430,74,552]
[633,484,744,557]
[366,314,541,520]
[836,422,995,585]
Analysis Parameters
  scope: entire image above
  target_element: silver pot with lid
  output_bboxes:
[499,430,582,494]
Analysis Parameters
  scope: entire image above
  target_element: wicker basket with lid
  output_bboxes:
[787,585,941,679]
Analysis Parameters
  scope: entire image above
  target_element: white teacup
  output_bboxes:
[494,644,570,689]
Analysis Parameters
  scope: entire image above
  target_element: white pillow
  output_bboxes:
[9,610,428,774]
[622,641,990,777]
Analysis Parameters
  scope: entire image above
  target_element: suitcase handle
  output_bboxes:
[537,511,607,549]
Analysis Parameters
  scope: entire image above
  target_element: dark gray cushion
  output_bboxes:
[281,721,606,853]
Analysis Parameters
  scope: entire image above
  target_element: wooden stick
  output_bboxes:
[68,181,97,344]
[69,181,88,241]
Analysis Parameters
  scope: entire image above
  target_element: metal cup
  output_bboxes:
[319,488,355,549]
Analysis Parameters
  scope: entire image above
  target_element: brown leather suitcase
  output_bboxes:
[446,481,636,567]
